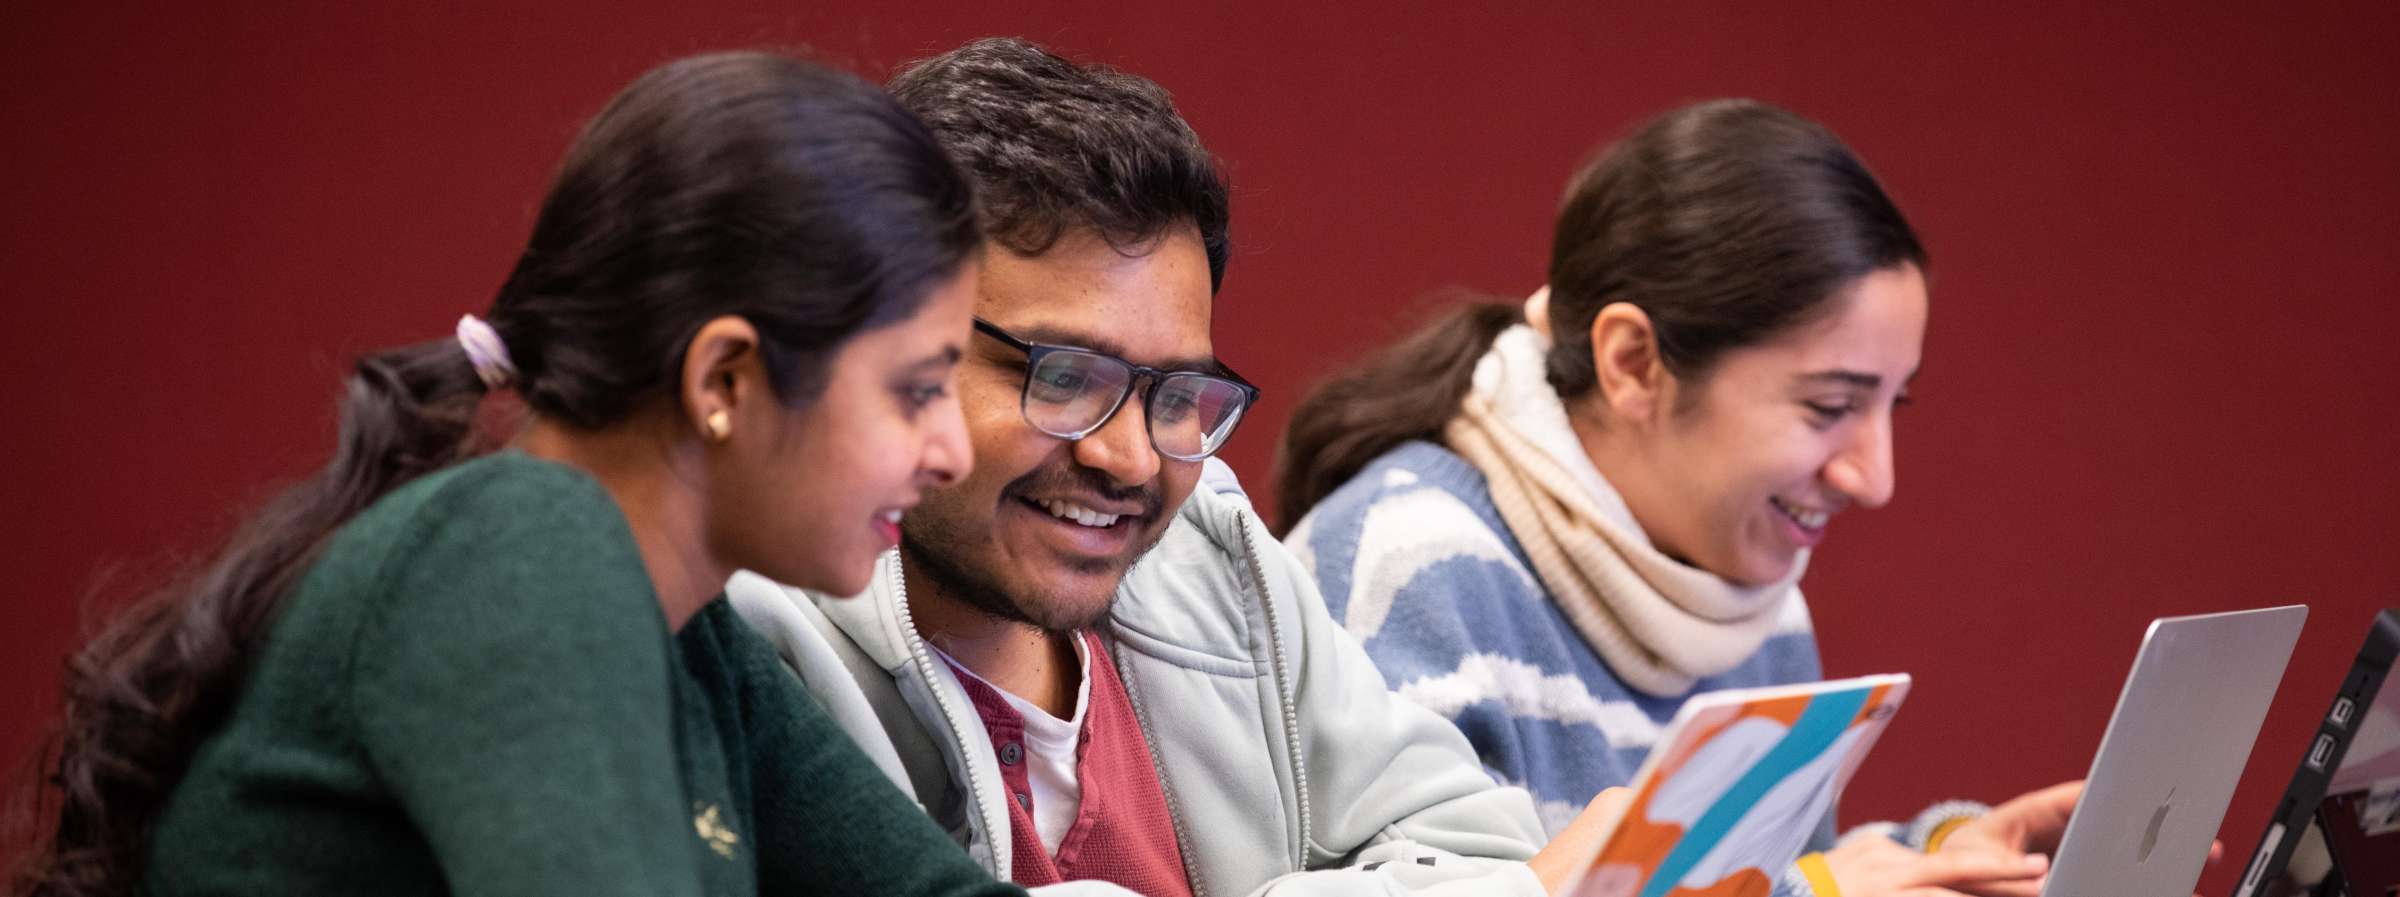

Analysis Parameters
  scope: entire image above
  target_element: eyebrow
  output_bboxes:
[1002,324,1230,377]
[902,345,963,373]
[1795,368,1919,390]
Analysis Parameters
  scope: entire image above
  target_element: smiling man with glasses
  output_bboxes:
[727,37,1628,897]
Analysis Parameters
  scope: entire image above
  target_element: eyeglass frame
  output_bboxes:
[971,317,1261,462]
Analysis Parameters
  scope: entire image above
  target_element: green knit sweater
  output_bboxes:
[146,452,1019,897]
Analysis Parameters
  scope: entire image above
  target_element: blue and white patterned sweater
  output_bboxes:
[1288,440,1838,893]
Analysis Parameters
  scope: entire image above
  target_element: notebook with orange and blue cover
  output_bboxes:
[1568,673,1911,897]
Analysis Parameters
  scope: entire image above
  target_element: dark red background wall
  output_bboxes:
[7,3,2396,891]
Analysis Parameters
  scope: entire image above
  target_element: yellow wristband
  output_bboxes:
[1923,816,1974,853]
[1796,851,1841,897]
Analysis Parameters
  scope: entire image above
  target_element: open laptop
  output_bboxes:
[2038,605,2308,897]
[2234,608,2400,897]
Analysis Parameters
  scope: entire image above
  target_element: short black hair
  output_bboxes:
[890,37,1231,292]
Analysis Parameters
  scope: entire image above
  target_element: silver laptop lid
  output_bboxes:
[2044,604,2307,897]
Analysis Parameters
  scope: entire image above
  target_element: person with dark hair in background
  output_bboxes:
[1274,100,2127,897]
[8,51,1050,897]
[728,36,1637,897]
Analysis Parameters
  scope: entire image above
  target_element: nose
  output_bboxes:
[1823,411,1896,509]
[919,397,973,489]
[1071,392,1161,487]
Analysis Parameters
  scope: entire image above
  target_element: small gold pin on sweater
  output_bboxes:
[693,802,740,859]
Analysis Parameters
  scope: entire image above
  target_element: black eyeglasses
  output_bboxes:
[972,317,1259,462]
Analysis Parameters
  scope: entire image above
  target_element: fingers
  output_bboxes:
[1555,786,1631,846]
[1556,786,1631,838]
[2019,780,2084,806]
[1528,787,1637,896]
[1912,849,2049,886]
[1988,780,2083,854]
[1587,786,1632,819]
[1993,781,2081,823]
[1954,879,2047,897]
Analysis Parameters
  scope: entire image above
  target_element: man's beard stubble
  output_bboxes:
[896,461,1171,633]
[896,535,1093,630]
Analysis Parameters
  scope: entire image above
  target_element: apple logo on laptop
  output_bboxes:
[2137,787,2175,863]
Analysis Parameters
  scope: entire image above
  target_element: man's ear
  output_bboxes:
[1588,302,1670,424]
[680,315,766,444]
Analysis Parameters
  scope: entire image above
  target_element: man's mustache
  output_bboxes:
[1002,462,1164,520]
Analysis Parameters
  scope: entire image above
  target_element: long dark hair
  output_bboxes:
[1273,99,1926,531]
[8,51,978,897]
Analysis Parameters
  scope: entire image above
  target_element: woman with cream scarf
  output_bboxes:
[1274,100,2090,897]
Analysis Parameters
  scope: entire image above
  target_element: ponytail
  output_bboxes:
[10,339,490,897]
[1271,298,1521,534]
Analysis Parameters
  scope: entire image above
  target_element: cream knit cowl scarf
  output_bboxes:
[1441,318,1804,697]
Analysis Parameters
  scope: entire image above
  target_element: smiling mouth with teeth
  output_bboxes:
[1033,497,1125,528]
[1769,497,1829,531]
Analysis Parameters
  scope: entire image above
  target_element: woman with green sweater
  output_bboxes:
[11,53,1038,897]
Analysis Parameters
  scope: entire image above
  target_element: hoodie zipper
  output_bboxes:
[1234,510,1313,865]
[885,551,1010,881]
[1112,634,1211,897]
[1115,506,1308,895]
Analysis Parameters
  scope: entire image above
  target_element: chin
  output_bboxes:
[1019,596,1117,632]
[775,553,874,599]
[1001,567,1120,631]
[1730,554,1798,588]
[815,570,875,600]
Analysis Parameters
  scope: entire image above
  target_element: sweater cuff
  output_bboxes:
[1783,852,1841,897]
[1904,800,1991,852]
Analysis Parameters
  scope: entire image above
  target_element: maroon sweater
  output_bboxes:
[946,632,1195,897]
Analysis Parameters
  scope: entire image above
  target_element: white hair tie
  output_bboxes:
[1523,286,1552,337]
[455,314,518,390]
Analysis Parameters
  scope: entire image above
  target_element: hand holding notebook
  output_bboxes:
[1566,674,1912,897]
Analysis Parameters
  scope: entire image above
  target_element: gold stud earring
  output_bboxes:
[704,409,731,442]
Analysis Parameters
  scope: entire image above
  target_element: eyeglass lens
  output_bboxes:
[1023,350,1248,460]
